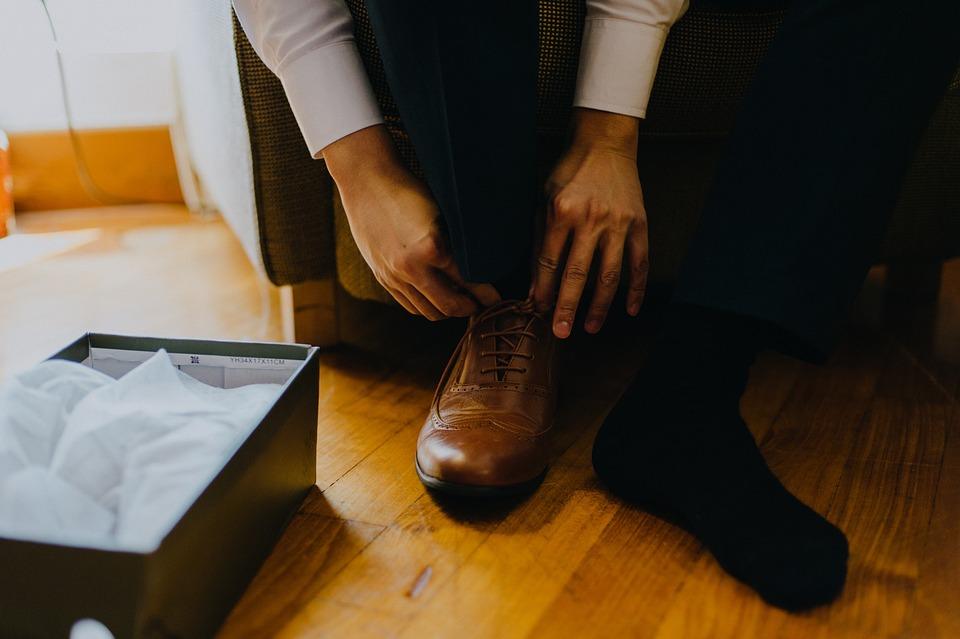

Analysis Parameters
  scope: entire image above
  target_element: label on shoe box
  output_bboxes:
[84,347,302,388]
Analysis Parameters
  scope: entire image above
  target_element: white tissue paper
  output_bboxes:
[0,350,281,551]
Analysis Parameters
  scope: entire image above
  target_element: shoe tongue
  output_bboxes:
[493,313,521,381]
[492,310,526,381]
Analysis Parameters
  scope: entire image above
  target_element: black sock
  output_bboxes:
[592,304,849,611]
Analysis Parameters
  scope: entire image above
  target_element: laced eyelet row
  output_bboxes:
[480,367,527,375]
[476,304,541,377]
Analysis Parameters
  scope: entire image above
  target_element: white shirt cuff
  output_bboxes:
[574,18,669,119]
[277,41,384,158]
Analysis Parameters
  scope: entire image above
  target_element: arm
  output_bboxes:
[232,1,499,317]
[232,0,382,157]
[533,0,688,338]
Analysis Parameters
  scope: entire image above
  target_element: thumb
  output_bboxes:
[437,259,502,309]
[462,282,502,308]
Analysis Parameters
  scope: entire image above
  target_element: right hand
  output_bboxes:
[323,125,500,320]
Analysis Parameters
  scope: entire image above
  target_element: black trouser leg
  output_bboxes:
[363,0,539,285]
[675,0,960,360]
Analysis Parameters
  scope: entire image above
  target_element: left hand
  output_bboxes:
[533,109,649,338]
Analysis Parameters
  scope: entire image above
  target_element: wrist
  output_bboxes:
[569,108,640,159]
[323,124,408,190]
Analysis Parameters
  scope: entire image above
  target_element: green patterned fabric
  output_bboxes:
[233,12,335,285]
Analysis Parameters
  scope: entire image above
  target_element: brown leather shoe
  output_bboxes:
[416,299,557,496]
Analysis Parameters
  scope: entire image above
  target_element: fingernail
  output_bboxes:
[585,320,601,334]
[555,320,571,338]
[628,303,640,316]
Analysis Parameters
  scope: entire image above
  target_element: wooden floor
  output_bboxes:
[3,206,959,638]
[0,205,283,381]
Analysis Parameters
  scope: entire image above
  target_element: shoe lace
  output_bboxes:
[477,300,540,378]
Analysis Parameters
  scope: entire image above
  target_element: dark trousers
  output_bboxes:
[364,0,960,359]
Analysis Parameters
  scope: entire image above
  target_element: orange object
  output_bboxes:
[0,129,12,237]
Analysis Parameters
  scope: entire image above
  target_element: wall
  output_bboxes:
[0,1,183,210]
[0,0,178,132]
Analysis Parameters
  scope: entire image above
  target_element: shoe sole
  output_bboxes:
[415,459,548,497]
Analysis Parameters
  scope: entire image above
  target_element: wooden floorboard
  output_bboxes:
[397,464,619,639]
[906,403,960,639]
[219,514,385,638]
[3,207,959,638]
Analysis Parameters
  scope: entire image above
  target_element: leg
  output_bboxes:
[363,0,538,289]
[362,2,558,496]
[674,0,960,360]
[594,0,960,611]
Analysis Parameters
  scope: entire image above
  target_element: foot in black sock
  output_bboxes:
[592,305,848,611]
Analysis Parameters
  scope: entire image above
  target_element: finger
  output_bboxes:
[584,232,625,334]
[527,204,548,294]
[386,284,420,316]
[417,269,478,317]
[463,282,502,308]
[421,246,486,316]
[532,219,570,313]
[436,259,502,308]
[404,285,445,321]
[626,220,649,316]
[552,232,598,339]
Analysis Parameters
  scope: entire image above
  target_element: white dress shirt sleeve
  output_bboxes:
[232,0,383,158]
[576,0,690,118]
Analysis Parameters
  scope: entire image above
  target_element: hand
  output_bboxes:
[324,125,500,319]
[533,109,649,338]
